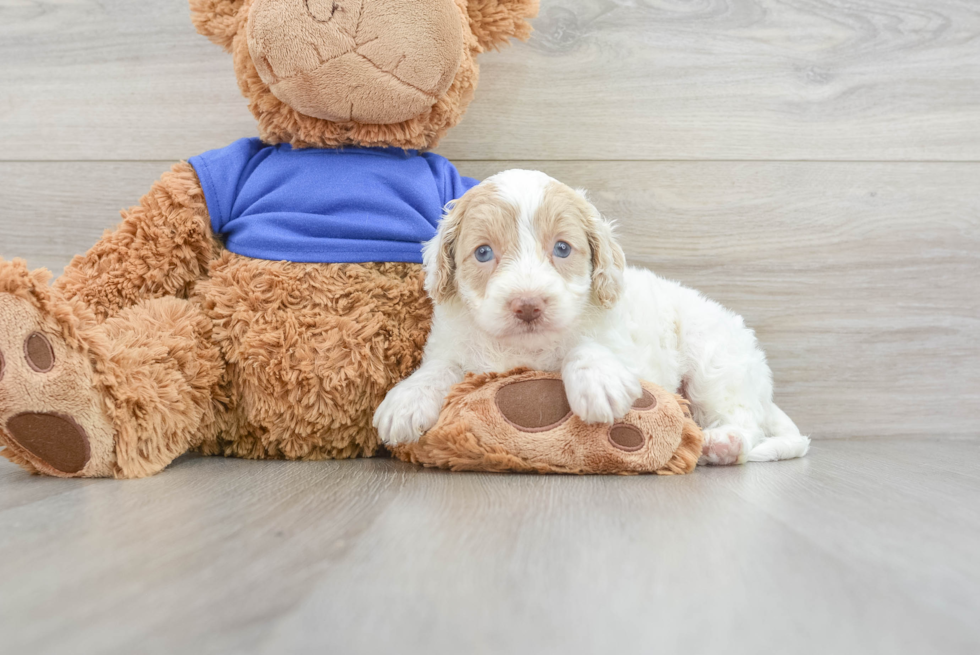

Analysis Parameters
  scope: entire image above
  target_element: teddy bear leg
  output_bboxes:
[95,297,225,478]
[200,255,431,460]
[0,263,116,477]
[0,260,223,478]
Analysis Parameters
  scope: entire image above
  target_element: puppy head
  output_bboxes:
[424,169,626,341]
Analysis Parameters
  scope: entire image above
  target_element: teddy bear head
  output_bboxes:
[190,0,538,150]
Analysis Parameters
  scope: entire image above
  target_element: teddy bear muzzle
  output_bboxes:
[246,0,465,125]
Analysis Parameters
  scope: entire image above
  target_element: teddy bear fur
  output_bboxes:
[393,369,704,476]
[196,0,532,149]
[0,0,538,478]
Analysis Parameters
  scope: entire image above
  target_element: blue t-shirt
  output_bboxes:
[188,138,479,263]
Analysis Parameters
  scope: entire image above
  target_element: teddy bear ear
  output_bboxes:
[466,0,540,51]
[189,0,247,52]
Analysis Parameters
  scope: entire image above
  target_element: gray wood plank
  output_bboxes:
[2,160,976,440]
[723,437,980,626]
[0,162,167,274]
[0,439,978,654]
[2,0,979,162]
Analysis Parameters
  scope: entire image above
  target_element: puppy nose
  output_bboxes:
[511,298,544,323]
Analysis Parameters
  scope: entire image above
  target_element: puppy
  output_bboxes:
[374,170,810,464]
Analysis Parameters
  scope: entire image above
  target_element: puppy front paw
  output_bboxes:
[373,380,447,446]
[563,360,643,424]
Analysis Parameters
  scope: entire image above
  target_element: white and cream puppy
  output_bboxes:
[374,170,810,464]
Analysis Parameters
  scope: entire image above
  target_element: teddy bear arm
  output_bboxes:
[54,162,218,322]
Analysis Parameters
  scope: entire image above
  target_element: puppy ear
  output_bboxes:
[424,200,466,303]
[189,0,246,52]
[466,0,539,52]
[586,209,626,308]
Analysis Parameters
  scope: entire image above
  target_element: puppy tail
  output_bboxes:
[747,403,811,462]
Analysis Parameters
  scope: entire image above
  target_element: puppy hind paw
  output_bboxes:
[699,427,748,466]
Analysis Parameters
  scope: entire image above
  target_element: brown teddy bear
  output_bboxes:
[0,0,538,478]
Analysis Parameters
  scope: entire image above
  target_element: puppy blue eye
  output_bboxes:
[475,245,494,263]
[553,241,572,258]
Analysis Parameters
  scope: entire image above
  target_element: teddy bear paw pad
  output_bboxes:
[5,412,90,474]
[495,378,572,432]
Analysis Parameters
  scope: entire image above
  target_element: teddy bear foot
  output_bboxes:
[0,265,117,477]
[394,369,704,475]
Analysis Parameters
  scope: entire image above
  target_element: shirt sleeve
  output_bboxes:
[423,152,480,207]
[188,137,265,235]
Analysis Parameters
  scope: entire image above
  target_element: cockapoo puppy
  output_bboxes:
[374,170,810,464]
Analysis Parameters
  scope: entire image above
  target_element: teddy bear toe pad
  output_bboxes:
[24,332,55,372]
[605,390,660,452]
[632,390,657,411]
[608,424,645,452]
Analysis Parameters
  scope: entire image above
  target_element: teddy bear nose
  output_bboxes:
[511,298,544,323]
[247,0,464,125]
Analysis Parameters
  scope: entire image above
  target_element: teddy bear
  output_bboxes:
[0,0,539,478]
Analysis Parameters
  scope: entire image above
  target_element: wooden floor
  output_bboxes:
[1,1,979,652]
[0,438,978,654]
